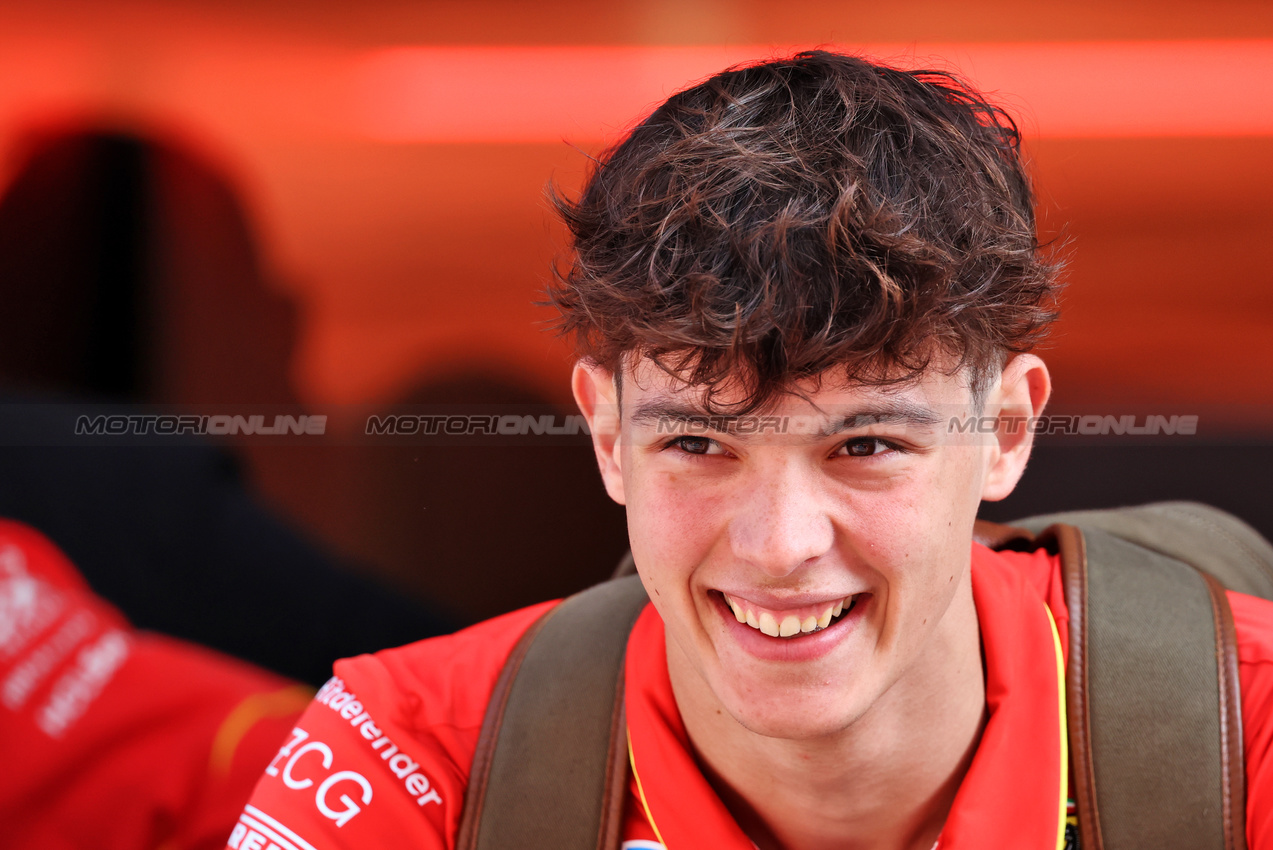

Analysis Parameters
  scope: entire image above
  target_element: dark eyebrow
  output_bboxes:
[821,401,944,435]
[629,401,727,430]
[628,399,943,436]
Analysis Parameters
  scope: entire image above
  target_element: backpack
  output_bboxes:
[455,502,1273,850]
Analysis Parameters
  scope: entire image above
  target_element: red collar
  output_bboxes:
[624,544,1067,849]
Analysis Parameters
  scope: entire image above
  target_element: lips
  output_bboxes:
[721,592,859,638]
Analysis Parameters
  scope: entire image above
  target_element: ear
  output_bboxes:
[572,361,626,505]
[979,354,1052,502]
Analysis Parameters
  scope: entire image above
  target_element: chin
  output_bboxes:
[735,711,859,741]
[723,689,867,741]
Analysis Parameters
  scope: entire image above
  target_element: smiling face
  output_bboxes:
[574,355,1048,742]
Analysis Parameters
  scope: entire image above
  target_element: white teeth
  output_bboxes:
[817,606,834,629]
[726,594,856,638]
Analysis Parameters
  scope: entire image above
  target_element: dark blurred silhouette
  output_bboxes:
[0,132,151,397]
[0,128,457,686]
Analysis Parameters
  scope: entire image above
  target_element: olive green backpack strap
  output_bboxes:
[1000,501,1273,850]
[455,573,648,850]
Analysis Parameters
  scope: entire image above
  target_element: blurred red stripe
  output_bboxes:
[348,42,1273,142]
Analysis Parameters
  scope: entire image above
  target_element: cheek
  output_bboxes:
[850,465,974,614]
[624,468,727,570]
[943,439,995,508]
[893,446,985,538]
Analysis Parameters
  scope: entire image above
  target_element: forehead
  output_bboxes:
[618,356,975,416]
[616,359,978,443]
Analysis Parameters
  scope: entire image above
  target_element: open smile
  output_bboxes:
[717,591,862,638]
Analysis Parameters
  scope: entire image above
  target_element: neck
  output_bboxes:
[670,580,986,850]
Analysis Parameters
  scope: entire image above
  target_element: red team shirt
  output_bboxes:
[229,544,1273,850]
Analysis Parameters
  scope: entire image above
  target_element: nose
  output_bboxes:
[727,457,835,577]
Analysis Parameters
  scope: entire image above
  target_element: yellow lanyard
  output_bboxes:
[628,726,670,848]
[1046,605,1070,850]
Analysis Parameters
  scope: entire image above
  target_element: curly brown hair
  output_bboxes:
[549,50,1061,412]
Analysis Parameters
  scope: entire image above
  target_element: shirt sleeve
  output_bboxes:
[1230,591,1273,850]
[225,674,457,850]
[223,599,559,850]
[0,519,311,850]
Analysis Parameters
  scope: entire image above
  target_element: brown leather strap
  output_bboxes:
[597,677,630,850]
[1203,571,1249,850]
[1053,523,1103,850]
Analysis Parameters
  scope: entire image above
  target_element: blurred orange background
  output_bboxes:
[0,0,1269,619]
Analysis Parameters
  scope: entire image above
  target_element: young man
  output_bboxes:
[226,51,1273,849]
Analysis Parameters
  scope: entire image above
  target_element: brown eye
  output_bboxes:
[676,436,714,455]
[841,438,885,457]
